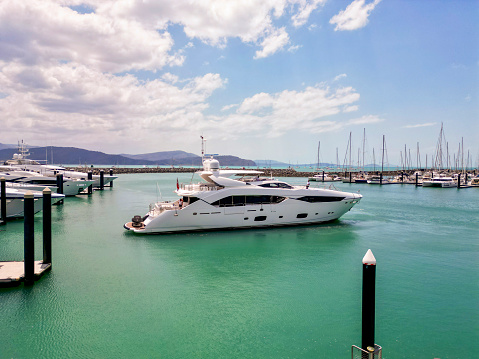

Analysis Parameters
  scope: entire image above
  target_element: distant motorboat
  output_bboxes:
[469,175,479,187]
[367,175,391,184]
[422,176,456,188]
[308,173,340,182]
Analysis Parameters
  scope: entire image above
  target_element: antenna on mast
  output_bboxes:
[200,135,205,162]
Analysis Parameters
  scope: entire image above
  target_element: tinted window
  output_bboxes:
[211,195,286,207]
[296,196,345,203]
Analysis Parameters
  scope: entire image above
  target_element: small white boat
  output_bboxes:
[469,175,479,187]
[367,175,391,184]
[422,176,456,188]
[308,173,340,182]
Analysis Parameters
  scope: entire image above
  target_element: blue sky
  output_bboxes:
[0,0,477,167]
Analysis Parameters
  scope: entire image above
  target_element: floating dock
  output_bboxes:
[0,261,51,288]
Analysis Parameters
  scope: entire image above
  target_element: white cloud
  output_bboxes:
[92,0,323,59]
[254,27,290,59]
[0,0,346,152]
[0,0,181,73]
[344,105,358,112]
[288,44,302,53]
[334,73,347,81]
[290,0,326,27]
[225,84,361,137]
[221,104,238,111]
[347,114,384,125]
[0,61,226,148]
[330,0,381,31]
[403,122,437,128]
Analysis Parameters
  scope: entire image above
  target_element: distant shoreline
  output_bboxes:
[64,167,473,178]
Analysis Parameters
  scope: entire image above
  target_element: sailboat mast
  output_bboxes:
[317,141,320,170]
[362,128,365,171]
[349,132,352,172]
[381,135,385,174]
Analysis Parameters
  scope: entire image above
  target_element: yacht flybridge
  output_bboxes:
[124,157,362,234]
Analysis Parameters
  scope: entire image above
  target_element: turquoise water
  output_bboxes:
[1,173,478,358]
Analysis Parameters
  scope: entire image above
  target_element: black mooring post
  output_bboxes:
[42,188,52,265]
[56,174,64,204]
[322,171,325,182]
[401,172,404,183]
[109,169,114,188]
[415,172,419,187]
[457,173,461,189]
[349,172,352,183]
[362,249,376,352]
[100,170,104,190]
[1,177,6,225]
[24,191,35,286]
[379,173,383,185]
[88,171,93,194]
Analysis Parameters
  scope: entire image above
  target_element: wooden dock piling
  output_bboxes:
[362,249,377,352]
[43,188,52,265]
[109,169,114,187]
[0,190,53,288]
[56,174,64,204]
[24,192,35,286]
[100,170,104,190]
[0,177,6,225]
[88,171,93,194]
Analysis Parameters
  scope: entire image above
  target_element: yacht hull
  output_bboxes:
[125,196,361,234]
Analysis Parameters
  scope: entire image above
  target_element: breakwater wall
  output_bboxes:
[64,167,462,178]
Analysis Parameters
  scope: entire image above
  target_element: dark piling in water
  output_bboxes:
[24,192,35,286]
[56,174,63,204]
[1,177,6,225]
[42,188,52,265]
[109,169,114,187]
[457,173,461,189]
[100,170,104,190]
[362,249,376,352]
[88,171,93,194]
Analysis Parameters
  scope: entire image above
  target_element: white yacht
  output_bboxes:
[0,170,94,196]
[3,141,117,187]
[422,176,456,188]
[1,188,65,218]
[124,157,362,234]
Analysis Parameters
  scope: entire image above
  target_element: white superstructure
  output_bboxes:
[124,157,362,234]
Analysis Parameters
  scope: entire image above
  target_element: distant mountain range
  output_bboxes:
[0,144,256,166]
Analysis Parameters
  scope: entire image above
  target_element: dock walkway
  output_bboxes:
[0,261,51,287]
